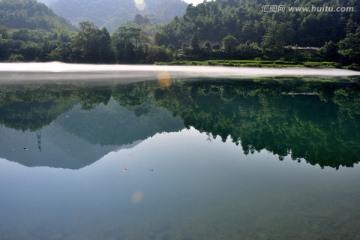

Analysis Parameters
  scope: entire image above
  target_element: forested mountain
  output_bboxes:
[36,0,56,6]
[147,0,359,67]
[0,0,74,31]
[158,0,360,48]
[47,0,187,32]
[0,0,359,67]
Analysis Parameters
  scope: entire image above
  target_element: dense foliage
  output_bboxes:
[0,25,72,62]
[155,0,360,65]
[160,0,360,47]
[0,0,74,31]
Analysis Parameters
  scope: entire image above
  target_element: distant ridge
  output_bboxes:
[39,0,187,32]
[0,0,74,31]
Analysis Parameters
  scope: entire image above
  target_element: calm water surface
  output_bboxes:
[0,75,359,240]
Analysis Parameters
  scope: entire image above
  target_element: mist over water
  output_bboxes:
[0,62,359,81]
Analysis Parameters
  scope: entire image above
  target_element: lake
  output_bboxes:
[0,65,360,240]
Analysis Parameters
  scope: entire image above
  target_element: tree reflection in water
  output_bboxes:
[0,78,359,169]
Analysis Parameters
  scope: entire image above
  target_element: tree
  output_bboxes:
[338,26,360,67]
[191,32,200,53]
[112,27,143,63]
[98,27,113,63]
[12,29,30,41]
[146,45,170,63]
[19,42,40,61]
[71,22,112,63]
[237,42,262,59]
[262,22,294,57]
[222,35,237,53]
[0,26,9,39]
[154,32,165,46]
[203,41,212,53]
[8,54,25,62]
[320,41,339,62]
[0,36,12,61]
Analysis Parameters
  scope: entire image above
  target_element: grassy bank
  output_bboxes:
[155,60,345,68]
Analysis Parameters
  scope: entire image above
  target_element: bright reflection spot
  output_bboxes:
[157,72,173,88]
[183,0,207,5]
[132,190,144,204]
[134,0,146,11]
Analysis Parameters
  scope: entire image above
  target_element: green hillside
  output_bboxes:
[0,0,74,31]
[153,0,359,67]
[158,0,359,47]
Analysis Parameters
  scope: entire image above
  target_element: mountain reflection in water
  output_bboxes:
[0,78,359,169]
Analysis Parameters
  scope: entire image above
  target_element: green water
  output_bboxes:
[0,77,359,239]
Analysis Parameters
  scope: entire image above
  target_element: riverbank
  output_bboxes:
[155,60,359,70]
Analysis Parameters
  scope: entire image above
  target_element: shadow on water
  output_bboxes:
[0,76,359,169]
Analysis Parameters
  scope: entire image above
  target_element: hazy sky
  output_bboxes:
[183,0,206,6]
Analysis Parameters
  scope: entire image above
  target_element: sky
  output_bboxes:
[183,0,206,6]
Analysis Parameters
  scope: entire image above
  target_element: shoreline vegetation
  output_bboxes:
[155,60,349,69]
[1,59,359,72]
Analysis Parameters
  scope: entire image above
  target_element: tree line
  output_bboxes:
[0,21,174,63]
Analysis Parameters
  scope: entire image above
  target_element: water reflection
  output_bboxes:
[1,127,359,240]
[155,80,360,169]
[0,77,360,240]
[0,78,359,169]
